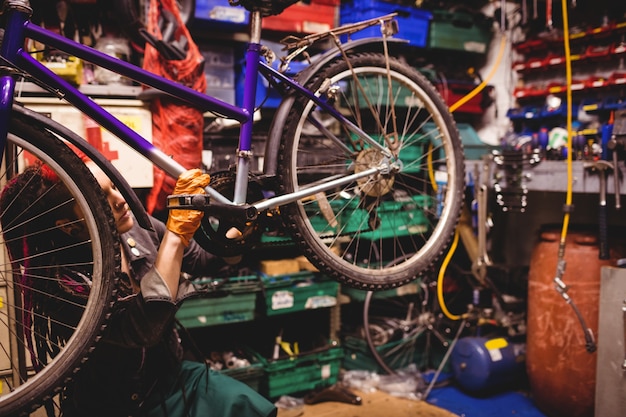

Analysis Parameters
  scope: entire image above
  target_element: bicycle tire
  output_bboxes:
[362,287,429,375]
[277,52,465,290]
[0,114,119,416]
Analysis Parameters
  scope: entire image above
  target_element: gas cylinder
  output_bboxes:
[451,336,525,393]
[526,226,624,417]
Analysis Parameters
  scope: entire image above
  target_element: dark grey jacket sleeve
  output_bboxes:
[101,216,218,348]
[101,268,197,348]
[150,216,225,277]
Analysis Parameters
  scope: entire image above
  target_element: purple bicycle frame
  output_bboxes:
[0,7,267,205]
[0,4,382,210]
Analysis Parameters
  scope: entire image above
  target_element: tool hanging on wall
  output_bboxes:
[608,108,626,206]
[584,160,616,260]
[546,0,553,30]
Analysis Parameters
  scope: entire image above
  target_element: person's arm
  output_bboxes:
[150,215,224,277]
[154,231,186,299]
[143,168,210,300]
[105,169,210,347]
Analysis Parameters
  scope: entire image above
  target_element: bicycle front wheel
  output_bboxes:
[0,114,119,416]
[277,52,464,289]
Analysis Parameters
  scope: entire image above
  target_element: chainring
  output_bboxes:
[193,171,265,257]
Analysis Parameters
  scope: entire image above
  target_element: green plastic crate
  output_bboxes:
[261,346,344,398]
[308,194,432,240]
[428,10,493,54]
[342,335,450,373]
[176,275,261,327]
[261,272,339,316]
[221,362,265,392]
[347,134,427,173]
[341,281,421,302]
[346,196,431,240]
[422,122,495,160]
[457,123,497,160]
[348,78,428,107]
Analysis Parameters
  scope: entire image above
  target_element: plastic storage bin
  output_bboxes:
[428,9,493,54]
[260,346,344,398]
[421,122,494,160]
[193,0,250,29]
[221,363,265,392]
[457,123,496,160]
[235,58,310,109]
[342,335,451,373]
[260,272,339,316]
[262,1,337,33]
[342,335,430,373]
[176,275,261,327]
[263,60,310,108]
[341,281,420,302]
[437,81,486,114]
[220,356,265,392]
[340,0,432,47]
[305,194,431,240]
[201,44,236,105]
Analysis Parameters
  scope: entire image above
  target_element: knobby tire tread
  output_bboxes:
[1,112,120,416]
[276,52,464,290]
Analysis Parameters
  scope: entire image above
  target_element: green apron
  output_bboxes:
[145,360,277,417]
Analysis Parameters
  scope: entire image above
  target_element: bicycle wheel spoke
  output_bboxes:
[278,52,464,289]
[0,115,119,416]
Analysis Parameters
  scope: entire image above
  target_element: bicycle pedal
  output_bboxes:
[167,194,211,209]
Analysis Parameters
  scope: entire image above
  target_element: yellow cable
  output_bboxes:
[427,142,437,192]
[560,0,574,247]
[449,33,508,113]
[437,230,465,320]
[434,33,508,321]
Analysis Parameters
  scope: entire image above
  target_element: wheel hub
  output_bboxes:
[355,148,395,197]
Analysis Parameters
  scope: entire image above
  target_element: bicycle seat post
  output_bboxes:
[234,10,263,205]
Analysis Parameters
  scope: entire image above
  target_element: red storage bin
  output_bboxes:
[437,82,485,114]
[262,1,337,33]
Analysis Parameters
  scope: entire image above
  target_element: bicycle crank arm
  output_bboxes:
[167,195,258,223]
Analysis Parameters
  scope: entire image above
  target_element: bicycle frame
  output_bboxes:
[0,1,397,219]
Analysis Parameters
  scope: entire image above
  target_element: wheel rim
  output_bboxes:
[0,131,117,415]
[282,56,463,289]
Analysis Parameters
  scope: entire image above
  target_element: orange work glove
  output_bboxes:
[166,169,211,246]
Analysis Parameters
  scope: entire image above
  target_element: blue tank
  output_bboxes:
[450,336,526,393]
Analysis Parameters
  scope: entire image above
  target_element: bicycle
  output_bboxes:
[0,0,464,414]
[359,157,527,388]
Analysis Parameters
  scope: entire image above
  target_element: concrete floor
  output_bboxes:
[276,389,458,417]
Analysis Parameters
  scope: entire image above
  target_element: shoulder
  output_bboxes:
[121,214,163,253]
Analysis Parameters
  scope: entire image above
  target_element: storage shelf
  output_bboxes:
[513,43,626,73]
[512,20,626,55]
[485,159,626,194]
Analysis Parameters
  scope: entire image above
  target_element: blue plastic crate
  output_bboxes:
[194,0,249,29]
[235,58,310,109]
[340,0,432,47]
[262,61,310,108]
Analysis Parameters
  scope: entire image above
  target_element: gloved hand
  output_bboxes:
[166,169,211,246]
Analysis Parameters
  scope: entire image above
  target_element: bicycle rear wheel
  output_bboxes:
[362,285,447,375]
[0,114,119,416]
[277,52,464,289]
